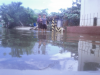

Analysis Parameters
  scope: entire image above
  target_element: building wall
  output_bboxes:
[80,0,100,26]
[66,26,100,35]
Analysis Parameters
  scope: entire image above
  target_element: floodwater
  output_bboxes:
[0,28,100,75]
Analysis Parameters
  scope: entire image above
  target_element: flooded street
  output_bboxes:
[0,28,100,75]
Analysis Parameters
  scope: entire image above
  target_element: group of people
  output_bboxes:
[37,14,47,32]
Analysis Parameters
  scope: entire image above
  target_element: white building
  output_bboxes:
[80,0,100,26]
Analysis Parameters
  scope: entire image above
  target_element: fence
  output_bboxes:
[48,13,100,30]
[62,13,100,27]
[80,13,100,26]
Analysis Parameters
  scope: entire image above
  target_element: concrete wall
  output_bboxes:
[67,26,100,35]
[80,0,100,26]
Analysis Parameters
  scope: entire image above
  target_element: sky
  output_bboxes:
[0,0,72,13]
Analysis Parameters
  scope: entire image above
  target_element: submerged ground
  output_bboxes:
[0,28,100,75]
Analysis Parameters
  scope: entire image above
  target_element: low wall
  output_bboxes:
[67,26,100,35]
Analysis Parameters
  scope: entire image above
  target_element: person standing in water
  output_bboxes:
[37,14,42,31]
[42,14,47,32]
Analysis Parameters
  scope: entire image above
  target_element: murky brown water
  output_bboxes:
[0,28,100,75]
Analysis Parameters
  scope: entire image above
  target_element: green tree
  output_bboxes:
[0,2,37,29]
[47,0,81,26]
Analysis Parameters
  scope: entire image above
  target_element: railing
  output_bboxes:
[80,13,100,26]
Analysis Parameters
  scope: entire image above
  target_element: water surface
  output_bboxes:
[0,28,100,75]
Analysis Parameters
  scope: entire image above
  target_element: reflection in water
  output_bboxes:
[0,29,37,57]
[84,62,100,71]
[0,28,100,72]
[41,42,46,55]
[78,41,100,71]
[0,28,78,71]
[38,32,47,55]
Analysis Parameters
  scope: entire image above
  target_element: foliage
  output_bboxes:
[0,1,81,28]
[0,2,38,28]
[34,8,48,17]
[47,0,81,26]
